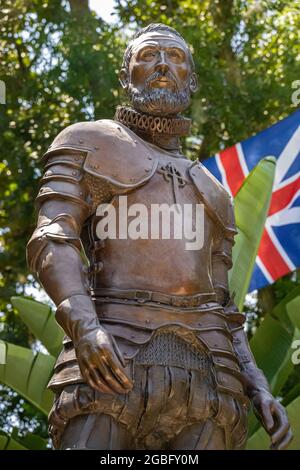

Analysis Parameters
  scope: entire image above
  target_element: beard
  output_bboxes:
[128,82,191,116]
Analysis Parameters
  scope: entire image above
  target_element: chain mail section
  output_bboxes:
[84,173,116,212]
[134,331,211,373]
[115,106,191,136]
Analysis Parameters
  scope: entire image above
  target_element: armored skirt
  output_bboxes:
[48,301,250,450]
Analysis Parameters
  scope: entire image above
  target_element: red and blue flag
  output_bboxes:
[204,109,300,291]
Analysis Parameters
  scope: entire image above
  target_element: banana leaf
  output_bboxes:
[282,383,300,407]
[271,328,300,398]
[0,340,55,415]
[287,295,300,329]
[11,297,63,357]
[250,288,300,387]
[281,296,300,407]
[18,433,49,450]
[0,432,27,450]
[229,157,276,310]
[0,431,48,450]
[271,295,300,396]
[247,290,300,437]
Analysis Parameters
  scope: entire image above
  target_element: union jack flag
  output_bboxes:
[203,109,300,292]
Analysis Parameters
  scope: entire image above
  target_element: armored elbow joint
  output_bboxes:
[26,214,82,272]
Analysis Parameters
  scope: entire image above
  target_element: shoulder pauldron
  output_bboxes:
[188,161,237,237]
[43,119,159,190]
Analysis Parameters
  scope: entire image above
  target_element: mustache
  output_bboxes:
[129,84,191,115]
[145,71,178,89]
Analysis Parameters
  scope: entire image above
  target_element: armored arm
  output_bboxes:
[211,199,292,449]
[27,149,91,304]
[27,136,132,395]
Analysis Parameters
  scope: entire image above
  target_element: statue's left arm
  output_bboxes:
[211,199,292,450]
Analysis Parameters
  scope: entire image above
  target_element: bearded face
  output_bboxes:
[121,31,198,117]
[128,71,191,116]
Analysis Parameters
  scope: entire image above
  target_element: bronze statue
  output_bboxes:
[27,23,292,450]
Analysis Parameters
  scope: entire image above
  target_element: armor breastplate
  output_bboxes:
[83,150,216,297]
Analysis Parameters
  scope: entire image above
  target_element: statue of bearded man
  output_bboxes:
[27,23,292,450]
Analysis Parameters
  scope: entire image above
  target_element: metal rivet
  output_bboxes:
[72,171,77,175]
[79,192,83,196]
[148,156,152,160]
[79,139,84,144]
[145,319,150,324]
[145,169,150,173]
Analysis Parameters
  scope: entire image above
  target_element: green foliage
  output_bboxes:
[0,384,49,441]
[250,286,300,387]
[0,431,27,450]
[0,429,48,450]
[229,157,276,309]
[11,297,64,357]
[0,340,55,414]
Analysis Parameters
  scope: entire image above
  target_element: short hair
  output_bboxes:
[122,23,195,72]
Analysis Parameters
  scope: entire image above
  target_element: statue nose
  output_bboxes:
[157,62,169,74]
[155,52,169,74]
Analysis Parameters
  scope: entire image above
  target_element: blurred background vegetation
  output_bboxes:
[0,0,300,447]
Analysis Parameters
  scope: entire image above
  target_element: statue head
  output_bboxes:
[120,23,198,116]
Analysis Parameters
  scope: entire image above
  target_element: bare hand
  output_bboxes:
[252,391,293,450]
[75,327,134,395]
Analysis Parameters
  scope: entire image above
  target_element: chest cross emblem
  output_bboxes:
[158,162,188,206]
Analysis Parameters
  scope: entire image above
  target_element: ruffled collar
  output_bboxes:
[114,106,191,138]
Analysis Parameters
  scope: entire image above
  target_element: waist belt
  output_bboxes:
[91,287,217,308]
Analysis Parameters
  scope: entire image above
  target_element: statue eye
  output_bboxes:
[142,50,157,60]
[168,49,183,61]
